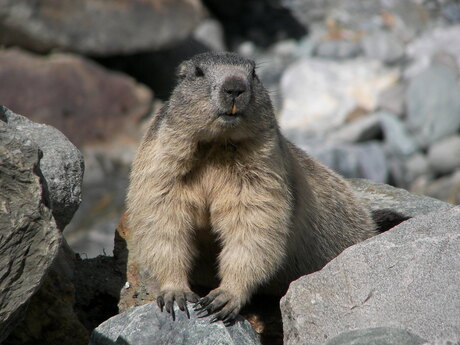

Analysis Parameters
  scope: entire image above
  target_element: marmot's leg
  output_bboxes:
[130,193,198,320]
[195,198,291,323]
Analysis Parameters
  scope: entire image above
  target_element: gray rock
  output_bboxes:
[281,207,460,345]
[0,121,61,342]
[89,302,261,345]
[301,141,388,183]
[280,58,399,138]
[349,178,453,231]
[327,114,381,144]
[406,25,460,79]
[362,31,405,64]
[377,83,406,117]
[415,169,460,205]
[404,153,430,182]
[427,135,460,175]
[442,3,460,23]
[1,106,84,229]
[0,0,205,56]
[378,111,418,157]
[192,18,226,52]
[282,0,429,40]
[315,40,362,60]
[406,64,460,148]
[323,327,426,345]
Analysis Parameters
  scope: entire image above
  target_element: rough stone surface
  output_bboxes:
[1,106,84,229]
[280,58,399,139]
[281,207,460,345]
[89,302,261,345]
[427,135,460,175]
[0,121,61,343]
[3,242,89,345]
[0,0,205,56]
[0,48,152,147]
[349,178,453,231]
[323,327,426,345]
[406,64,460,148]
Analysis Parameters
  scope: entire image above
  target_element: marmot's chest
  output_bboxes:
[180,160,245,230]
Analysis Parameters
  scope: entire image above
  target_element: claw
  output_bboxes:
[210,316,219,323]
[196,309,210,318]
[165,301,176,321]
[198,296,210,307]
[177,297,190,319]
[157,296,165,312]
[193,304,205,312]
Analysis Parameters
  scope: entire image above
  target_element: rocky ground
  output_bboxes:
[0,0,460,344]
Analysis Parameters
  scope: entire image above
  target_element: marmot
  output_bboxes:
[126,52,377,324]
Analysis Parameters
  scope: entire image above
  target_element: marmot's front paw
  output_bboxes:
[156,289,199,320]
[193,288,242,325]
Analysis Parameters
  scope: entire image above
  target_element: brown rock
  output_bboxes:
[0,0,206,55]
[0,48,152,147]
[115,213,159,313]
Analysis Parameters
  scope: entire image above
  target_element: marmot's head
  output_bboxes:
[167,52,275,141]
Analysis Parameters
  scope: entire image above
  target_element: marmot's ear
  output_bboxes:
[176,61,190,80]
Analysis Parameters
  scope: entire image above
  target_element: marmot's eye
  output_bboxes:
[195,66,204,77]
[252,67,257,79]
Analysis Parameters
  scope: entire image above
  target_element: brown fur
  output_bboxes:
[126,52,377,320]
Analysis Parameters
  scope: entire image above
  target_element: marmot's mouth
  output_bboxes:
[224,104,238,116]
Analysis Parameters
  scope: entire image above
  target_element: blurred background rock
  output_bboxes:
[1,0,459,259]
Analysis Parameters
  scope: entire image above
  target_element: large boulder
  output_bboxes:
[0,48,152,147]
[0,0,205,56]
[89,302,261,345]
[281,207,460,345]
[1,106,84,229]
[349,178,453,231]
[0,120,61,342]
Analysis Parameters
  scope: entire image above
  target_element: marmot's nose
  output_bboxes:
[221,77,247,99]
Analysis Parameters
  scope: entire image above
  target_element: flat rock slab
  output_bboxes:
[349,178,453,231]
[281,207,460,345]
[0,48,152,147]
[0,121,61,342]
[90,302,261,345]
[323,327,426,345]
[0,0,205,55]
[1,106,84,229]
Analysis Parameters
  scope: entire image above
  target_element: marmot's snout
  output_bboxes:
[217,72,251,116]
